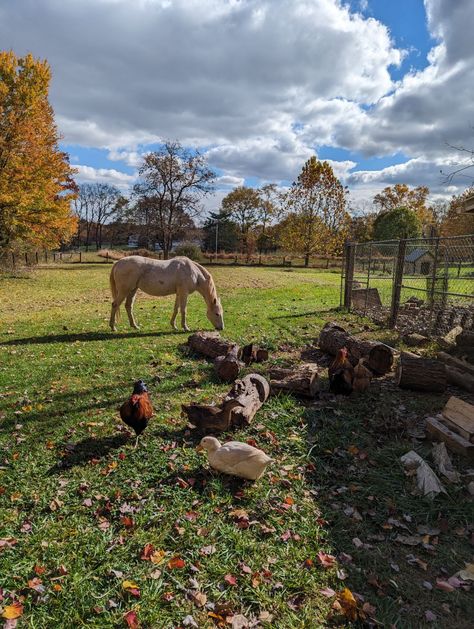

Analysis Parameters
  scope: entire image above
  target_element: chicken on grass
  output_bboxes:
[119,380,153,446]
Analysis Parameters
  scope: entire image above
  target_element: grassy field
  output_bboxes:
[0,262,473,628]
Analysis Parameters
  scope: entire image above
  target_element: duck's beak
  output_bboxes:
[196,444,204,452]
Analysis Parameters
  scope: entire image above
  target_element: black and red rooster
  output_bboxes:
[119,380,153,446]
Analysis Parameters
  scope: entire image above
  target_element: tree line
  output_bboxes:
[1,51,473,265]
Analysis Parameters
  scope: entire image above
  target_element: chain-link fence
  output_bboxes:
[341,234,474,337]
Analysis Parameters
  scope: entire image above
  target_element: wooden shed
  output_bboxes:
[404,248,434,275]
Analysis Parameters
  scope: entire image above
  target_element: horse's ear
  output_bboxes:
[213,298,217,304]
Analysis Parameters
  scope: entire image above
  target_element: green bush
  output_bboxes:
[174,242,203,261]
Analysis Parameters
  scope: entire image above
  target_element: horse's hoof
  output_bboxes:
[183,326,190,332]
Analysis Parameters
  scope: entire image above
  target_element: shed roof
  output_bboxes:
[405,248,434,263]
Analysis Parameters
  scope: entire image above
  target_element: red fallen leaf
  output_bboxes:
[176,477,189,489]
[122,581,140,597]
[162,591,174,601]
[317,551,336,568]
[281,530,292,542]
[34,565,46,575]
[246,438,257,447]
[303,558,313,569]
[436,579,455,593]
[168,556,185,569]
[57,565,68,575]
[118,453,126,461]
[284,496,294,505]
[28,577,45,593]
[185,511,198,521]
[224,574,237,586]
[239,562,252,574]
[124,610,140,628]
[141,543,155,560]
[251,572,261,588]
[120,516,134,529]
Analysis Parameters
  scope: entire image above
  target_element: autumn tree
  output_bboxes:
[372,206,422,240]
[132,141,215,259]
[279,158,349,265]
[440,188,474,237]
[0,51,77,255]
[221,186,261,254]
[373,184,433,227]
[74,183,126,250]
[349,214,374,242]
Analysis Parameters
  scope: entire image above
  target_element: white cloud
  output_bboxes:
[74,165,136,190]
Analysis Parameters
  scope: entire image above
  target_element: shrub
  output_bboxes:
[174,242,203,261]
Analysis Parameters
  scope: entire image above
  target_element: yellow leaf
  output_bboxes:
[122,580,139,591]
[2,602,24,619]
[150,550,166,565]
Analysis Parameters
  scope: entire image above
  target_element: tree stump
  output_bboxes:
[182,374,270,433]
[269,363,319,398]
[187,331,237,359]
[396,352,447,392]
[214,345,243,382]
[318,322,393,375]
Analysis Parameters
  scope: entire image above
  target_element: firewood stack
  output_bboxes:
[426,397,474,461]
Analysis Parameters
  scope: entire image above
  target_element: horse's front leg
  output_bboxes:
[179,292,190,331]
[170,294,179,330]
[125,289,139,329]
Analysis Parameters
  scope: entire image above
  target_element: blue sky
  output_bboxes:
[3,0,472,208]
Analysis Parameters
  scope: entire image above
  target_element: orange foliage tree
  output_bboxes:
[0,51,77,254]
[440,187,474,237]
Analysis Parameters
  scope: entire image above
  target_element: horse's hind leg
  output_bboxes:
[179,291,190,332]
[110,293,126,331]
[125,288,139,329]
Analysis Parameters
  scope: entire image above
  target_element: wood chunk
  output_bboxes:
[442,397,474,442]
[445,366,474,394]
[396,352,446,393]
[269,363,319,398]
[425,417,474,461]
[351,288,382,310]
[241,343,269,365]
[182,374,270,433]
[213,345,243,382]
[188,331,237,358]
[403,333,430,347]
[456,331,474,347]
[318,321,393,375]
[438,351,474,377]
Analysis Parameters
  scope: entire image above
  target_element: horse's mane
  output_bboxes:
[193,261,218,301]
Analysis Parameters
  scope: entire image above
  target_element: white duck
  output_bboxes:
[196,436,272,481]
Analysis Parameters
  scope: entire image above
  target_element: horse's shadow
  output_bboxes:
[47,433,130,474]
[1,330,179,347]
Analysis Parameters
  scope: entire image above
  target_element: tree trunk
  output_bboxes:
[396,352,447,392]
[214,345,243,382]
[318,322,393,375]
[188,331,238,359]
[304,254,309,267]
[270,363,319,398]
[182,373,270,433]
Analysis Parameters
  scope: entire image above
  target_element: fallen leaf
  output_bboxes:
[149,569,162,579]
[317,551,336,568]
[162,591,174,602]
[224,574,237,586]
[232,614,249,629]
[1,603,23,620]
[183,615,198,628]
[120,516,134,528]
[122,580,140,597]
[28,577,45,593]
[191,591,207,607]
[425,610,437,622]
[436,579,455,593]
[199,545,216,556]
[395,534,422,546]
[168,556,185,569]
[320,587,336,598]
[459,563,474,581]
[124,610,140,628]
[334,588,358,621]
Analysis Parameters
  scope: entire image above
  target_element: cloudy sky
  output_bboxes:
[2,0,474,213]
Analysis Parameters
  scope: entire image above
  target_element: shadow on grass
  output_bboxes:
[156,465,250,497]
[0,329,177,346]
[269,307,341,321]
[47,433,130,474]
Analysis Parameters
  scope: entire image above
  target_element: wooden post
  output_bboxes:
[53,252,56,262]
[45,250,48,262]
[389,239,406,328]
[35,251,39,264]
[364,243,373,315]
[343,242,355,310]
[79,251,82,263]
[25,252,28,265]
[11,252,15,267]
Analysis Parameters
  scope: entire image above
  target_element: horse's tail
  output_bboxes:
[109,264,120,321]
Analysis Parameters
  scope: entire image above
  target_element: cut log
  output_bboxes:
[445,366,474,394]
[182,374,270,433]
[256,348,269,363]
[318,322,393,375]
[456,331,474,347]
[187,331,237,359]
[403,333,430,347]
[442,397,474,442]
[213,344,243,382]
[269,363,319,398]
[425,416,474,461]
[241,343,269,365]
[396,352,447,392]
[438,351,474,377]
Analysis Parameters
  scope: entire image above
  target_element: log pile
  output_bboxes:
[425,396,474,461]
[438,351,474,394]
[269,363,319,398]
[396,352,447,393]
[187,332,268,382]
[182,374,270,433]
[318,322,393,375]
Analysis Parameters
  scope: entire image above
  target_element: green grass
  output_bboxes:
[0,263,473,628]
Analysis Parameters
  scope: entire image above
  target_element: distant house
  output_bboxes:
[127,234,139,248]
[462,193,474,213]
[404,248,434,275]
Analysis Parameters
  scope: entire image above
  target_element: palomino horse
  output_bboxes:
[109,255,224,332]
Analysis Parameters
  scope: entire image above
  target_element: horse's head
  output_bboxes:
[207,297,224,330]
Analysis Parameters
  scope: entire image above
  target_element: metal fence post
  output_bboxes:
[343,242,355,310]
[389,238,406,328]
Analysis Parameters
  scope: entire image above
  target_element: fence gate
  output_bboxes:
[342,235,474,337]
